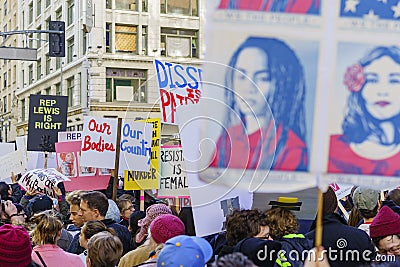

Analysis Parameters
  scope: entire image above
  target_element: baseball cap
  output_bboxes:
[353,187,380,211]
[157,235,213,267]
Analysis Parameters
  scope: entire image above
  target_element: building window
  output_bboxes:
[106,23,111,53]
[161,28,198,58]
[106,68,147,103]
[4,1,7,16]
[56,57,61,70]
[45,55,50,75]
[21,99,25,121]
[28,33,33,48]
[28,3,33,24]
[45,87,50,95]
[56,7,62,21]
[67,0,74,26]
[36,25,41,48]
[3,96,7,113]
[142,26,147,55]
[106,0,111,9]
[3,72,6,88]
[115,24,137,53]
[67,37,74,63]
[142,0,147,11]
[83,32,87,54]
[28,64,33,84]
[46,0,50,8]
[36,58,41,80]
[115,0,137,11]
[37,0,41,17]
[67,77,74,106]
[161,0,198,16]
[55,82,61,95]
[12,65,16,82]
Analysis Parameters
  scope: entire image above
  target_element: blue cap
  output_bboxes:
[157,235,213,267]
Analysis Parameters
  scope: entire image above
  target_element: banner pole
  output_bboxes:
[112,118,122,201]
[140,190,145,211]
[315,188,324,265]
[44,151,48,169]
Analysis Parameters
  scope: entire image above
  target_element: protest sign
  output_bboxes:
[55,141,111,191]
[119,120,152,173]
[157,145,190,198]
[0,143,15,156]
[18,168,70,198]
[154,60,203,124]
[80,116,118,169]
[124,118,160,190]
[0,151,26,181]
[330,183,354,200]
[27,95,68,152]
[58,131,82,142]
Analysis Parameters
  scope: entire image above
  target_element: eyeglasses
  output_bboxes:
[379,245,400,255]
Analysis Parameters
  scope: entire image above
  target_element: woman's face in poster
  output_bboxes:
[362,56,400,120]
[233,47,271,117]
[65,153,74,163]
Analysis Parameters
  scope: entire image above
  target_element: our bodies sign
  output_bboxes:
[154,60,203,124]
[124,118,160,190]
[119,120,152,172]
[158,146,189,198]
[80,117,118,169]
[27,95,68,152]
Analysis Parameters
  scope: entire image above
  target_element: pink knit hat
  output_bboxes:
[135,204,172,243]
[370,206,400,238]
[0,224,32,267]
[150,214,185,244]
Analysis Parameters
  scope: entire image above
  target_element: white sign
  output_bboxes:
[18,168,70,198]
[58,131,83,142]
[330,183,354,200]
[119,120,152,173]
[0,151,26,181]
[0,143,15,157]
[80,116,118,169]
[158,146,190,197]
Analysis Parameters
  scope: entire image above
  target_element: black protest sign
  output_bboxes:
[27,95,68,152]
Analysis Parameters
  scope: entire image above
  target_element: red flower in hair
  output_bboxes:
[344,63,365,92]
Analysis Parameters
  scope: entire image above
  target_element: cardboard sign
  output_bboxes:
[18,168,70,198]
[80,116,118,169]
[55,141,111,191]
[124,118,160,190]
[0,151,26,181]
[58,131,83,142]
[154,60,203,124]
[157,146,190,198]
[119,120,152,173]
[27,95,68,152]
[330,183,354,200]
[0,143,15,157]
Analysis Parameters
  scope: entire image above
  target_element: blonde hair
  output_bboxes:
[87,232,123,267]
[31,212,63,245]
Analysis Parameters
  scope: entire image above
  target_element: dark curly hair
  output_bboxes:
[225,209,267,246]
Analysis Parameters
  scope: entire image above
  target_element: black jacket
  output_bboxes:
[305,213,375,267]
[102,219,133,256]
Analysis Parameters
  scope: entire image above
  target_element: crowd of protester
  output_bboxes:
[1,174,400,267]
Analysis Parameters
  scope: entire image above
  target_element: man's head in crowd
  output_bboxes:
[322,187,338,214]
[352,187,380,219]
[212,252,256,267]
[79,191,109,222]
[265,207,299,239]
[66,190,86,228]
[226,209,270,246]
[386,188,400,206]
[370,206,400,255]
[86,231,123,267]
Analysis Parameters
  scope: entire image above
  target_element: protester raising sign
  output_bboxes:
[27,95,68,152]
[18,168,70,198]
[154,60,203,124]
[124,118,160,190]
[80,116,118,169]
[158,145,189,198]
[119,120,153,173]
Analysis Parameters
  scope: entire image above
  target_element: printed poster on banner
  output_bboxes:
[158,145,190,198]
[119,120,152,173]
[27,95,68,152]
[18,168,70,198]
[80,116,118,169]
[154,59,203,124]
[124,118,160,190]
[55,141,111,191]
[0,151,26,181]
